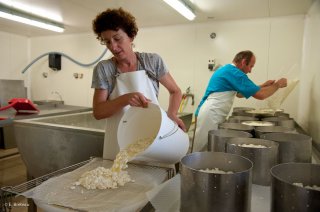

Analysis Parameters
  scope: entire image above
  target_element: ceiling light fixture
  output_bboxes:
[162,0,196,21]
[0,3,64,33]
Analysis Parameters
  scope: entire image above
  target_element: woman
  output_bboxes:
[91,8,186,160]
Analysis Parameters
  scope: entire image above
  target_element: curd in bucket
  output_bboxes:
[117,103,189,164]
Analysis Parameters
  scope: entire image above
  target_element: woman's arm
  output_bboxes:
[92,89,150,120]
[159,73,186,132]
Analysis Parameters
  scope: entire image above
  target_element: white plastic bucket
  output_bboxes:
[117,103,189,164]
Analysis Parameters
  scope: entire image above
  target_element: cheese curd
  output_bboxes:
[199,168,234,174]
[293,183,320,191]
[76,167,133,189]
[246,108,279,114]
[241,121,274,126]
[75,136,155,190]
[237,144,268,148]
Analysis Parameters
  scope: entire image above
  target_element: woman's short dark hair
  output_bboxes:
[92,7,138,41]
[233,50,255,65]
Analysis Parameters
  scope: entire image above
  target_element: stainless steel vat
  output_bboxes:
[180,152,252,212]
[14,111,105,178]
[226,137,278,186]
[208,129,252,152]
[270,163,320,212]
[254,126,296,138]
[261,132,312,163]
[0,104,91,150]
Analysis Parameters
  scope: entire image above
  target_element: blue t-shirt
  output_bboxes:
[195,64,260,116]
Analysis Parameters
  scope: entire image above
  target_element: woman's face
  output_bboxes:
[100,28,133,59]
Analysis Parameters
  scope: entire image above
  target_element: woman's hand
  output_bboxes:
[167,114,187,132]
[126,92,151,108]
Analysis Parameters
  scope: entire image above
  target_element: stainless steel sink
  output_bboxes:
[178,112,193,132]
[33,100,64,107]
[14,111,104,178]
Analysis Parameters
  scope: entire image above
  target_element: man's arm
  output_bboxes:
[253,78,287,100]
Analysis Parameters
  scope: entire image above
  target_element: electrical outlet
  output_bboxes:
[208,59,216,71]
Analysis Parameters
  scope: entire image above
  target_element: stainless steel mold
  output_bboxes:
[277,119,296,129]
[261,116,295,129]
[261,116,290,123]
[208,129,252,152]
[232,107,254,112]
[226,137,278,186]
[254,126,296,138]
[270,163,320,212]
[180,152,252,212]
[243,111,274,119]
[227,116,259,123]
[218,122,254,134]
[232,111,256,117]
[261,132,312,163]
[274,112,290,118]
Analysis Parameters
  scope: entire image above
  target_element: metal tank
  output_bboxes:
[261,116,295,129]
[254,126,296,138]
[261,132,312,163]
[226,137,278,186]
[208,129,252,152]
[218,122,254,134]
[270,163,320,212]
[180,152,252,212]
[227,116,258,123]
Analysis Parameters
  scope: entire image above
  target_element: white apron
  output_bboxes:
[193,91,237,152]
[103,70,159,160]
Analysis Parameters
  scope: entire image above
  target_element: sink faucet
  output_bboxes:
[51,91,63,101]
[183,87,194,105]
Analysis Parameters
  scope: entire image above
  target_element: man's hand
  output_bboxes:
[275,78,287,88]
[260,80,276,87]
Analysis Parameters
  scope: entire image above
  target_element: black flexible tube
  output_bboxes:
[21,48,108,74]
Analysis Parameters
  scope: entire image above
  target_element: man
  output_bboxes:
[193,50,287,152]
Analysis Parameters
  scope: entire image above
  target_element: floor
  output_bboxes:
[0,148,42,212]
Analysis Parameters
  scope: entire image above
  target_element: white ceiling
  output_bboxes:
[0,0,315,37]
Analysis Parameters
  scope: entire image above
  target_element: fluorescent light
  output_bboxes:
[163,0,196,21]
[0,3,64,33]
[0,0,62,22]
